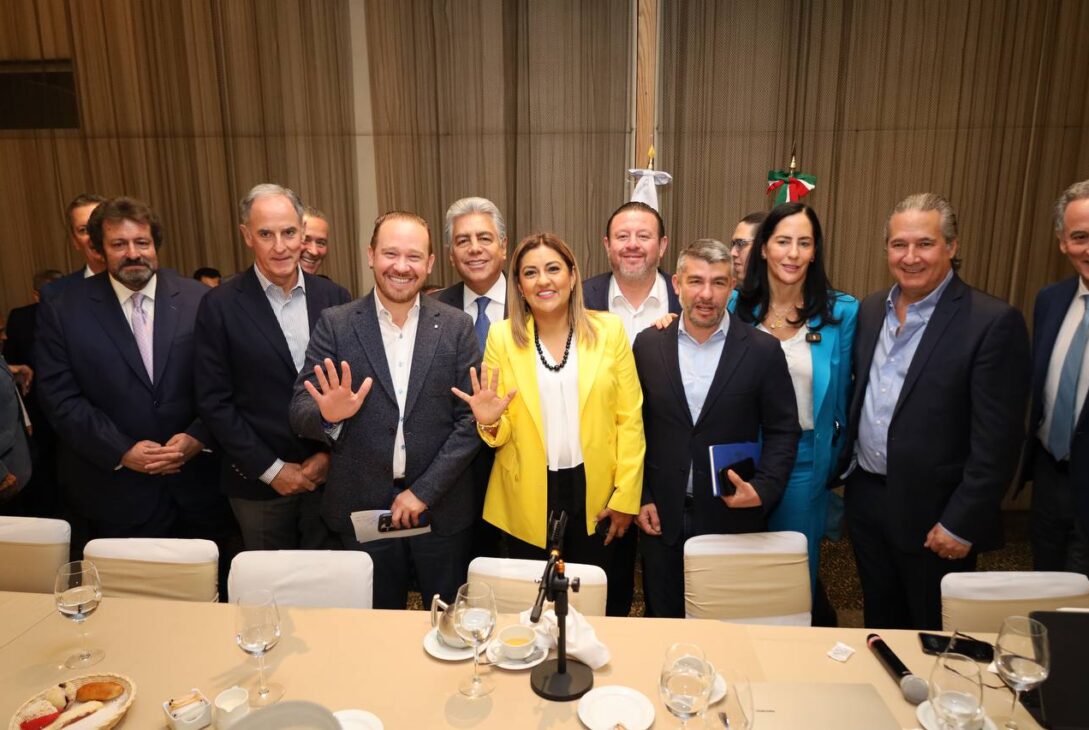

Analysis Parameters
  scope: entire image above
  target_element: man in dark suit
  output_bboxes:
[290,212,480,609]
[40,194,108,303]
[35,197,229,546]
[195,184,351,551]
[433,196,509,559]
[1020,180,1089,574]
[0,352,32,508]
[843,193,1031,630]
[584,201,681,616]
[633,239,800,618]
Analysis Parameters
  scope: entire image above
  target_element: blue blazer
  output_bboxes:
[728,291,858,492]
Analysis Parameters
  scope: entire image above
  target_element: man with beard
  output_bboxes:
[35,197,229,547]
[40,194,108,303]
[633,239,799,617]
[290,212,480,608]
[583,201,681,616]
[301,207,330,276]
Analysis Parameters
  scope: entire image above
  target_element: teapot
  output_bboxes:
[430,594,469,649]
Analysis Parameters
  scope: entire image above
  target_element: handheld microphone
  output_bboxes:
[867,633,929,705]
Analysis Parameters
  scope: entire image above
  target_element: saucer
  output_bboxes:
[709,673,727,704]
[577,685,655,730]
[422,627,482,661]
[916,700,998,730]
[483,633,549,670]
[334,709,384,730]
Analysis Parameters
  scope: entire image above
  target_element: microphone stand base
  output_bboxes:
[529,658,593,701]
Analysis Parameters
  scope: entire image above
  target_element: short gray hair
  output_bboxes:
[240,184,304,225]
[676,238,733,277]
[885,192,959,243]
[303,205,328,223]
[443,197,507,247]
[1054,180,1089,234]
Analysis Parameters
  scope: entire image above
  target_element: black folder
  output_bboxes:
[1024,610,1089,729]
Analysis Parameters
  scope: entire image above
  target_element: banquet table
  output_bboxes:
[0,591,1041,729]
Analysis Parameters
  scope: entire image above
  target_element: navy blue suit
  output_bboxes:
[38,269,86,304]
[582,270,681,314]
[35,270,225,539]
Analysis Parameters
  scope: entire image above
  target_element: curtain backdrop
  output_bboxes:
[0,0,359,315]
[658,0,1089,316]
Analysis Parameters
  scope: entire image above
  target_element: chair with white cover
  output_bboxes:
[0,516,71,593]
[83,538,219,602]
[467,557,608,616]
[941,571,1089,633]
[227,550,373,609]
[683,531,811,625]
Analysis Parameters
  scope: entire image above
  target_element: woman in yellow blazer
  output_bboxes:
[453,233,644,612]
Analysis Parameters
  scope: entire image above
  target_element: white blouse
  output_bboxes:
[759,324,815,431]
[536,342,583,470]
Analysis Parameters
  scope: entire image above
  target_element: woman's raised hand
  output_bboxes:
[451,364,517,426]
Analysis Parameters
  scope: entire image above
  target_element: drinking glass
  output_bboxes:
[54,560,104,668]
[723,671,754,730]
[928,651,984,729]
[235,589,284,706]
[659,642,715,728]
[995,616,1050,730]
[453,581,497,698]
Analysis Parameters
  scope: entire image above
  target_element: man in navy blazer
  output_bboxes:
[195,184,351,551]
[291,212,480,608]
[40,194,107,304]
[843,193,1031,629]
[1020,180,1089,573]
[35,197,228,546]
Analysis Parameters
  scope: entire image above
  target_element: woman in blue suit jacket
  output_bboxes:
[729,202,858,607]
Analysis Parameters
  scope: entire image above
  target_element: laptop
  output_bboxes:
[1025,610,1089,729]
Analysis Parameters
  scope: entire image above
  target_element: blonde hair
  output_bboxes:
[506,232,597,349]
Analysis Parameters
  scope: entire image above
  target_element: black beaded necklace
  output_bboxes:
[535,325,574,372]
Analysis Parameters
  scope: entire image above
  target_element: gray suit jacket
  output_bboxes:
[290,292,482,536]
[0,355,32,492]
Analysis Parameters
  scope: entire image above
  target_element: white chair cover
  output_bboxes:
[467,557,608,616]
[683,531,812,625]
[0,516,71,593]
[83,538,219,602]
[941,571,1089,633]
[228,550,373,609]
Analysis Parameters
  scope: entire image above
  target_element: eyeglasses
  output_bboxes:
[730,239,754,251]
[946,631,1009,691]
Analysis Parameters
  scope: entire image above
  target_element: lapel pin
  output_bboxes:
[806,331,821,343]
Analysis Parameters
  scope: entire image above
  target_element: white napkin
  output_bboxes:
[518,601,611,669]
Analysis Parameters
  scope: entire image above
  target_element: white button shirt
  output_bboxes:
[608,273,669,345]
[109,272,157,333]
[376,293,421,479]
[460,274,506,326]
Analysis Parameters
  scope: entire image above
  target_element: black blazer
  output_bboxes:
[583,270,681,314]
[35,270,215,523]
[194,266,351,500]
[38,269,85,304]
[1021,276,1089,532]
[633,314,800,545]
[3,304,37,368]
[845,275,1031,553]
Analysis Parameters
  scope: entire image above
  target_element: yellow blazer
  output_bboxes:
[480,312,645,547]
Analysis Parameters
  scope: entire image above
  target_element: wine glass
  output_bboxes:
[453,581,497,698]
[995,616,1050,730]
[659,642,715,728]
[54,560,105,668]
[928,651,984,729]
[235,589,284,706]
[723,670,754,730]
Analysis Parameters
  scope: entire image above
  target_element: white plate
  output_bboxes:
[484,633,550,670]
[334,709,384,730]
[916,700,998,730]
[709,673,727,705]
[577,685,655,730]
[422,627,483,662]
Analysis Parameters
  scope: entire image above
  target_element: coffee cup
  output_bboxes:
[213,686,250,729]
[498,625,537,660]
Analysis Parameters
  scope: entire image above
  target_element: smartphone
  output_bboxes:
[918,632,994,663]
[378,511,431,532]
[594,516,611,538]
[718,457,757,497]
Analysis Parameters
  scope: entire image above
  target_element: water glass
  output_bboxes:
[928,651,984,729]
[453,581,497,698]
[235,589,284,706]
[54,560,105,668]
[995,616,1049,730]
[659,642,715,728]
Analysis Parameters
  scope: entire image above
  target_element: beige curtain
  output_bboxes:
[658,0,1089,316]
[364,0,632,286]
[0,0,360,316]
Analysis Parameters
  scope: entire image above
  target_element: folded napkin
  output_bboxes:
[518,601,611,669]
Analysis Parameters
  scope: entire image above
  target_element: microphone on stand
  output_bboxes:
[867,633,929,705]
[531,512,566,623]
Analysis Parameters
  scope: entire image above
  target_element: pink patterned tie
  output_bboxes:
[131,292,154,382]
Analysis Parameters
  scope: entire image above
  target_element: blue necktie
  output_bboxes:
[1048,294,1089,460]
[474,296,491,354]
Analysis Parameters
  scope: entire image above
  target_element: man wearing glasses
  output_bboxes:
[729,211,766,282]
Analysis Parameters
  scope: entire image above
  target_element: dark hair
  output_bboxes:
[604,201,665,239]
[735,202,840,329]
[86,197,163,254]
[65,193,106,230]
[739,211,766,227]
[33,269,63,292]
[193,267,221,280]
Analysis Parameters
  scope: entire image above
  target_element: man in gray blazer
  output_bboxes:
[0,354,31,507]
[290,211,481,608]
